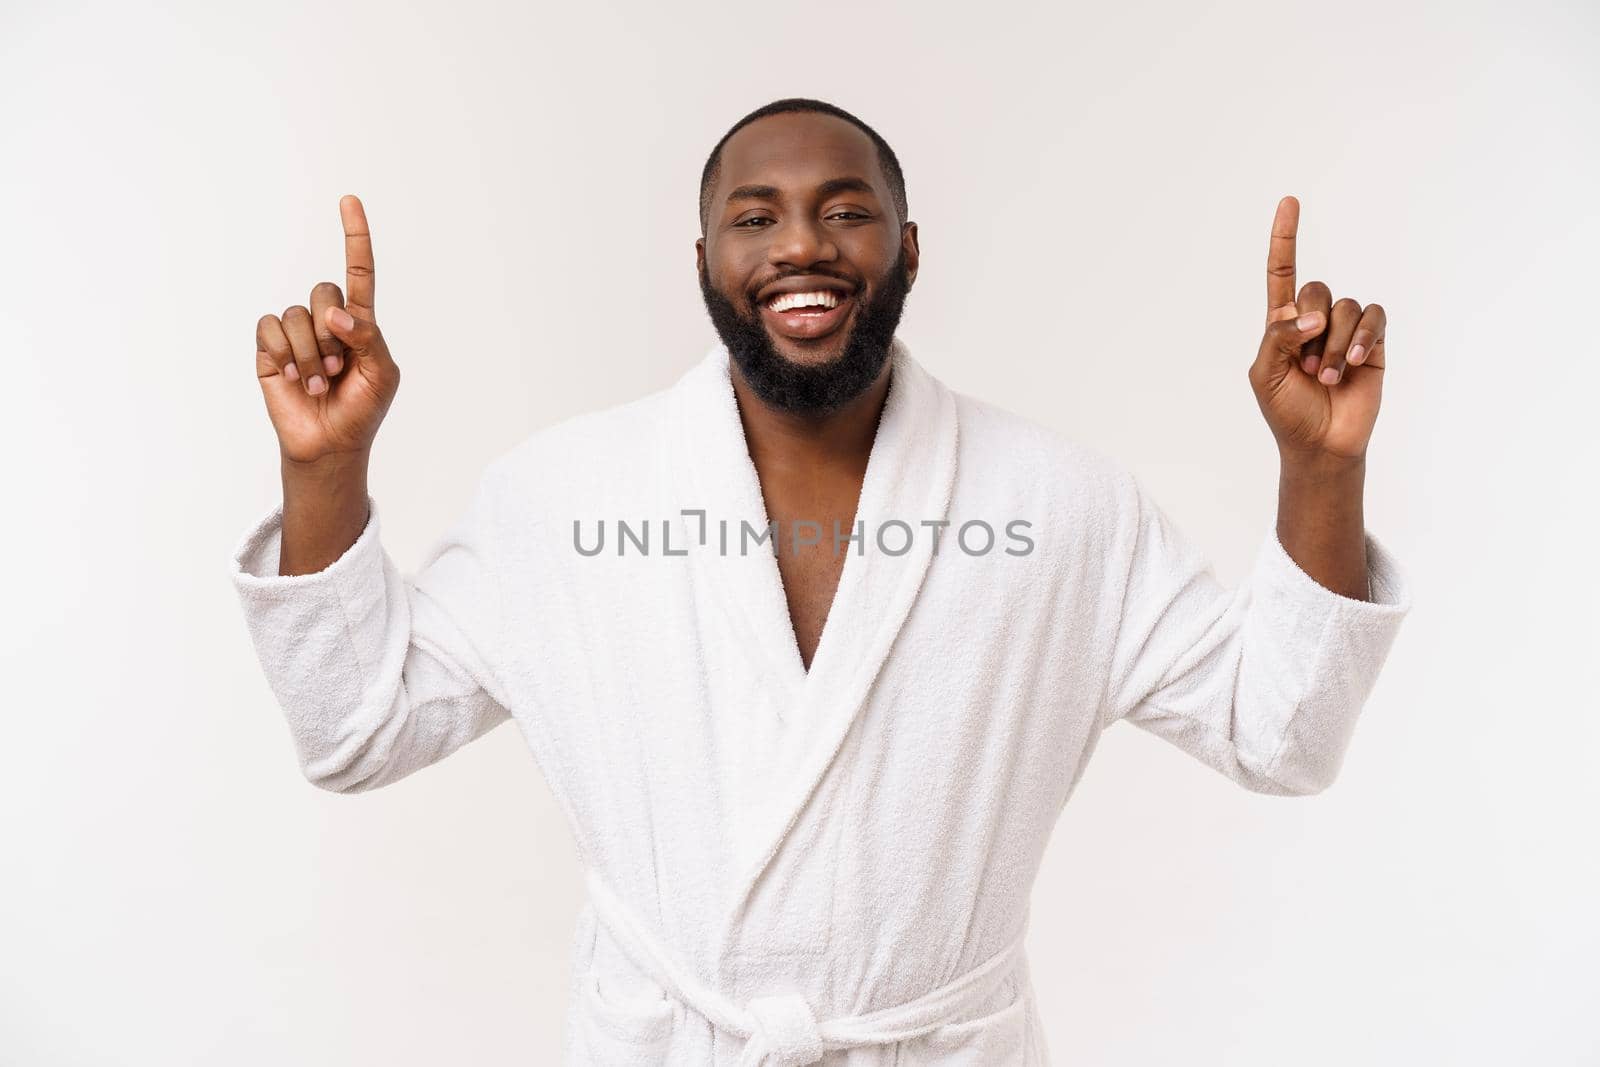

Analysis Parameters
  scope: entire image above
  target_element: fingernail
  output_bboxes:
[1296,312,1322,331]
[1348,344,1365,365]
[307,374,327,396]
[1320,366,1341,385]
[323,354,342,375]
[1302,355,1319,375]
[283,362,299,382]
[329,307,354,331]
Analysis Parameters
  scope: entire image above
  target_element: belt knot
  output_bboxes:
[739,992,824,1067]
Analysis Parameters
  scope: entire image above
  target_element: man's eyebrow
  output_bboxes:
[725,184,781,204]
[722,176,881,207]
[814,176,878,200]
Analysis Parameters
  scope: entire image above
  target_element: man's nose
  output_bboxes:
[767,217,838,269]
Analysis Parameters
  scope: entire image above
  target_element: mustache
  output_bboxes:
[746,270,860,304]
[696,249,911,416]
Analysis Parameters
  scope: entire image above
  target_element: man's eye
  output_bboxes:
[829,212,869,221]
[734,217,773,227]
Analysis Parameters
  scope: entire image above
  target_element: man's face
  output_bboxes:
[697,111,920,416]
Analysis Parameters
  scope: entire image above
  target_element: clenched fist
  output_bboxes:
[254,195,400,465]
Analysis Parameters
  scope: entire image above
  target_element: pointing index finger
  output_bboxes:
[1266,195,1299,325]
[340,194,376,321]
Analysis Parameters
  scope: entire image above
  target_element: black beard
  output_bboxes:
[698,250,911,417]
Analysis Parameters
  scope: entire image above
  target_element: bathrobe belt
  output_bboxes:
[585,869,1030,1067]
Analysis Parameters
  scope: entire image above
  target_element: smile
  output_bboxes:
[759,289,855,341]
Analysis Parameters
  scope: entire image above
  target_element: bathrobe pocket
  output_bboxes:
[894,973,1029,1065]
[575,916,679,1061]
[577,970,677,1061]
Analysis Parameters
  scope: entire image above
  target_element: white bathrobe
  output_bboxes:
[229,340,1411,1065]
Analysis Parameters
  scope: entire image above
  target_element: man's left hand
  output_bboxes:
[1248,195,1389,465]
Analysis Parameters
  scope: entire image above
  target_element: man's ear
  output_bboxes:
[901,222,920,287]
[695,237,706,275]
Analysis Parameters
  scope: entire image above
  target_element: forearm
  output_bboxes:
[279,449,372,576]
[1276,454,1370,601]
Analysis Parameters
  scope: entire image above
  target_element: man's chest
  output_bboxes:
[769,508,855,671]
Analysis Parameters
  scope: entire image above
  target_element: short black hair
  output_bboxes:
[698,98,909,234]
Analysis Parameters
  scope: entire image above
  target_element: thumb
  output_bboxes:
[324,305,390,364]
[1260,310,1325,364]
[1250,310,1328,395]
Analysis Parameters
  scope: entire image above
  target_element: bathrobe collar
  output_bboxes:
[668,338,960,923]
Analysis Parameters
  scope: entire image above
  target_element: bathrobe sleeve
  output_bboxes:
[1102,473,1411,795]
[228,465,513,793]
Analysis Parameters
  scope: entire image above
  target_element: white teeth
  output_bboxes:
[767,290,843,312]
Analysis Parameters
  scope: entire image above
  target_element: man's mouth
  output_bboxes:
[757,288,856,341]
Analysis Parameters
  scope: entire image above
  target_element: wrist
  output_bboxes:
[1278,448,1366,488]
[1277,451,1366,543]
[1275,452,1371,601]
[281,448,371,493]
[277,450,372,576]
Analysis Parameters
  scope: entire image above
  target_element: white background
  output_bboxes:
[3,0,1596,1063]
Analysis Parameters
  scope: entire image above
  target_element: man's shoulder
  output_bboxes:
[951,388,1132,497]
[491,376,679,481]
[457,375,687,528]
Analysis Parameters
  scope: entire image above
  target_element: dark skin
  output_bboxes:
[1251,194,1389,603]
[254,122,1387,671]
[696,113,919,669]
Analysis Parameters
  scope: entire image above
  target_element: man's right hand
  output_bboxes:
[255,194,400,465]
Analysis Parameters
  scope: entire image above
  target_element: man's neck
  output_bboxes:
[728,358,893,496]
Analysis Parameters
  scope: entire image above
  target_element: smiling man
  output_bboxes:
[695,101,923,671]
[231,98,1413,1065]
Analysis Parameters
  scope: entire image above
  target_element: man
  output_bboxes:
[233,98,1410,1065]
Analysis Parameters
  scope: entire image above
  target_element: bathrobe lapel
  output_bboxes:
[669,340,960,922]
